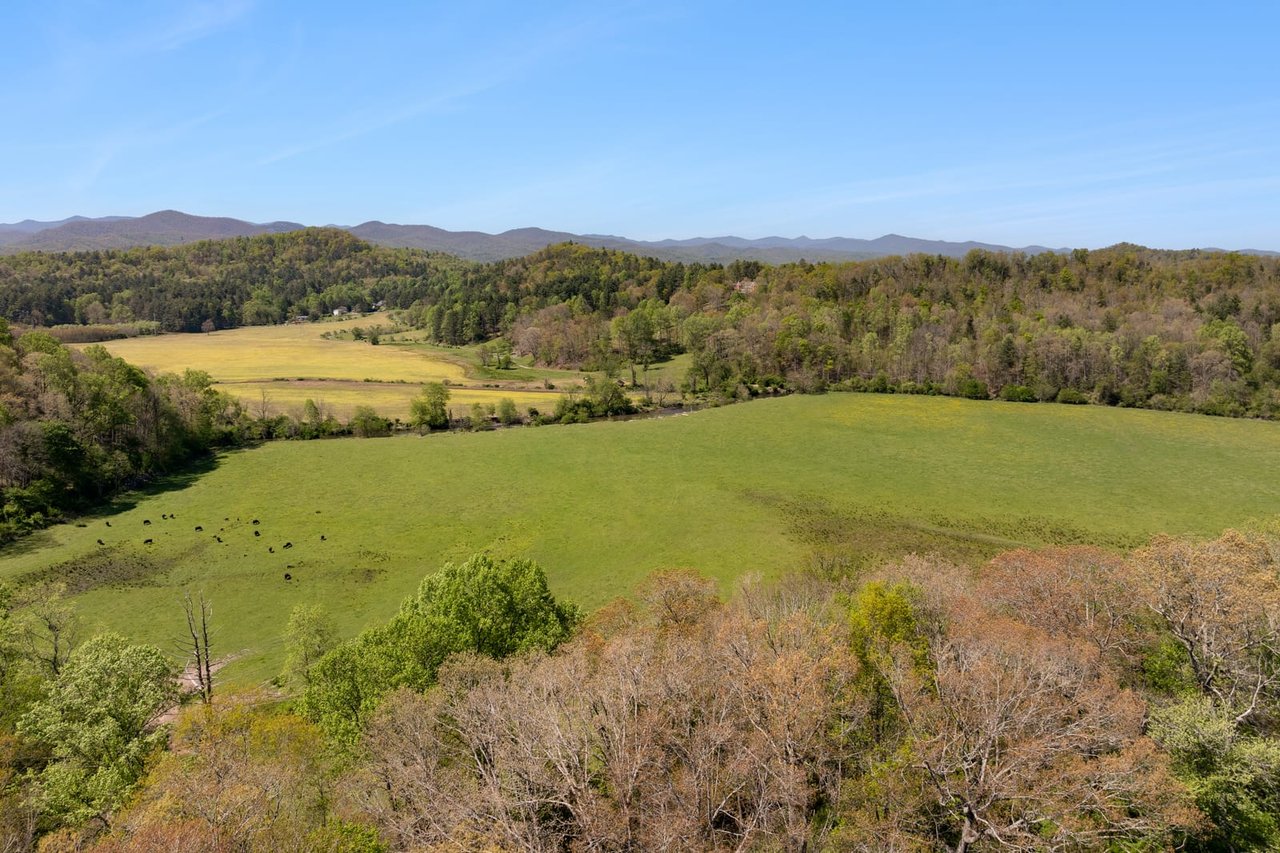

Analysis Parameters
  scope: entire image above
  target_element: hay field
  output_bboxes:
[91,314,466,383]
[233,380,565,420]
[83,314,588,418]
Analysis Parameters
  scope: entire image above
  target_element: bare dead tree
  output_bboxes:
[1132,531,1280,727]
[357,573,863,852]
[181,592,214,704]
[254,389,271,422]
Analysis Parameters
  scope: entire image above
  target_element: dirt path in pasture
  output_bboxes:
[153,654,239,728]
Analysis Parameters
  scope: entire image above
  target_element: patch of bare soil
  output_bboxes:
[153,653,239,729]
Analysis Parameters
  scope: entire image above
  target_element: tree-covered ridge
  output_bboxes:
[0,322,242,541]
[699,245,1280,415]
[2,232,1279,416]
[479,242,1280,416]
[0,228,468,332]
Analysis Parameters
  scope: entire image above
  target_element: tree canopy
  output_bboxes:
[301,554,580,742]
[6,233,1279,418]
[18,633,176,828]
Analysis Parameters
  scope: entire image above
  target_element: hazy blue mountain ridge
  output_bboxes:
[1,209,1270,261]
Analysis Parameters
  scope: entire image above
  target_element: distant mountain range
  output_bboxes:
[0,211,304,253]
[348,222,1069,263]
[1,209,1273,262]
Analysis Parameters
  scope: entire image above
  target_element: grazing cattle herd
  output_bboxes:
[88,513,331,583]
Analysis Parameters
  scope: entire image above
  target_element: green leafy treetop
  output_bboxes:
[302,554,580,742]
[409,381,450,432]
[18,633,177,828]
[403,554,581,658]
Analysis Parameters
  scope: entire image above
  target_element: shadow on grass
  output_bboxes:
[746,489,1023,576]
[0,449,239,560]
[0,528,59,558]
[99,452,225,514]
[748,488,1145,580]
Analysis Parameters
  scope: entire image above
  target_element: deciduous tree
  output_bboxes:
[302,555,580,742]
[18,633,176,828]
[408,382,449,432]
[282,603,336,688]
[1133,531,1280,727]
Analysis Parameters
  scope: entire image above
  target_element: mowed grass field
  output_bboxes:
[91,314,467,383]
[84,314,588,419]
[3,394,1278,685]
[228,381,564,422]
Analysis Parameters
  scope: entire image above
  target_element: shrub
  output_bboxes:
[349,406,391,437]
[1056,388,1088,405]
[496,397,520,425]
[999,384,1037,402]
[957,378,989,399]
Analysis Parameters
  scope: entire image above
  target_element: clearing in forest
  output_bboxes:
[83,312,586,419]
[2,393,1277,684]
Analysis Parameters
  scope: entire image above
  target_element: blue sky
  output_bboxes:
[2,1,1278,249]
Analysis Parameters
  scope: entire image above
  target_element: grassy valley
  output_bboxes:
[5,235,1280,850]
[6,3,1280,844]
[3,392,1276,685]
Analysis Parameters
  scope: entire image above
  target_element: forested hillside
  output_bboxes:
[3,232,1279,417]
[0,323,243,541]
[4,232,1280,848]
[0,229,468,332]
[7,533,1280,850]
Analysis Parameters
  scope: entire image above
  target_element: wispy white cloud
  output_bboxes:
[253,84,488,167]
[251,7,628,167]
[681,116,1279,241]
[27,1,255,104]
[65,110,229,192]
[126,0,256,54]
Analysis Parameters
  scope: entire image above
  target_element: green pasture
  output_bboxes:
[2,393,1277,685]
